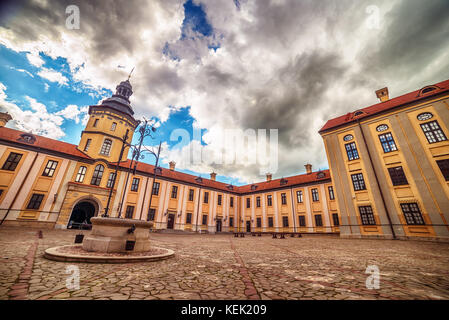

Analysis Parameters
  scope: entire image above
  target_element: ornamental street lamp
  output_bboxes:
[102,117,159,218]
[117,117,160,219]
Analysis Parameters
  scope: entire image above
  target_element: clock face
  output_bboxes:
[417,112,433,121]
[343,134,353,142]
[376,124,389,132]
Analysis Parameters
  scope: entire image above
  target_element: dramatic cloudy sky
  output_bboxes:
[0,0,448,185]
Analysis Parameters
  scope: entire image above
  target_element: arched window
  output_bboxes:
[90,164,104,186]
[100,139,112,156]
[75,166,87,182]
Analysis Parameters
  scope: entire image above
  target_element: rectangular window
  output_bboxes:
[100,139,112,156]
[26,193,44,210]
[230,197,234,208]
[147,208,156,221]
[218,194,222,206]
[332,213,340,226]
[256,196,261,207]
[111,122,117,131]
[296,190,303,203]
[171,185,178,199]
[152,182,160,195]
[268,217,274,228]
[328,186,335,200]
[2,152,23,171]
[93,119,99,127]
[388,166,408,186]
[229,217,234,227]
[106,172,116,188]
[257,217,262,228]
[131,177,140,191]
[282,216,289,227]
[436,159,449,181]
[202,215,208,225]
[311,188,319,202]
[379,132,398,153]
[0,189,3,197]
[267,195,272,206]
[246,198,250,208]
[400,203,425,225]
[298,215,306,227]
[75,166,87,183]
[351,173,366,191]
[84,139,92,151]
[42,160,58,177]
[188,189,194,201]
[359,206,376,225]
[186,212,192,224]
[281,193,287,205]
[345,142,360,161]
[314,215,323,227]
[204,192,209,204]
[420,121,447,144]
[125,205,134,219]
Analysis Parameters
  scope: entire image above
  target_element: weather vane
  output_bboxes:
[128,67,135,80]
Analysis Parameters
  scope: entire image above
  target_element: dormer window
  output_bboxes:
[154,167,162,174]
[227,184,234,190]
[352,110,365,118]
[419,86,438,96]
[18,133,36,144]
[251,185,258,191]
[195,176,203,183]
[280,178,288,185]
[317,171,326,179]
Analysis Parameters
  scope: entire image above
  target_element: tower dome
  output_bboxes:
[99,79,135,117]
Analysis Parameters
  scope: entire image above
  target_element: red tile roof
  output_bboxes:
[319,79,449,133]
[0,127,90,159]
[0,126,330,193]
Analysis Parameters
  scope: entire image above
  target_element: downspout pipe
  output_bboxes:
[357,120,397,239]
[289,187,297,233]
[194,187,202,233]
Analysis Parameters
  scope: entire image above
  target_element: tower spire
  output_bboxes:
[127,67,135,81]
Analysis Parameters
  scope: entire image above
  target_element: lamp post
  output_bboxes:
[107,117,159,219]
[102,129,130,217]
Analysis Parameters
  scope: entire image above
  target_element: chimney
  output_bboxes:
[0,112,12,127]
[210,172,217,181]
[375,87,389,102]
[169,161,176,171]
[305,163,312,174]
[266,173,272,182]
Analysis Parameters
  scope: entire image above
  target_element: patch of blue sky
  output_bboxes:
[0,44,108,145]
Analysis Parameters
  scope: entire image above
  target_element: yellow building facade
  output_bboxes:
[320,80,449,241]
[0,79,338,234]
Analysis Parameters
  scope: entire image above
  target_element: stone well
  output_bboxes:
[82,217,153,253]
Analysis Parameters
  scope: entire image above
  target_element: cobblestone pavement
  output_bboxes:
[0,227,448,300]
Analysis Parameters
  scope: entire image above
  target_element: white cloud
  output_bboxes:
[26,52,44,67]
[0,83,87,139]
[37,67,68,86]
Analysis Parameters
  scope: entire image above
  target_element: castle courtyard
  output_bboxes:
[1,227,448,300]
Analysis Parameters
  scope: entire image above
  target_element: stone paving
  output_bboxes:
[0,226,448,300]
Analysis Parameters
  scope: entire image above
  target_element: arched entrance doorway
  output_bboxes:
[67,201,97,229]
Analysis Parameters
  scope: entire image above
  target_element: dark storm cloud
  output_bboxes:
[0,0,176,59]
[241,51,348,148]
[360,0,449,84]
